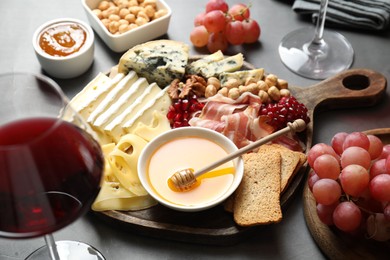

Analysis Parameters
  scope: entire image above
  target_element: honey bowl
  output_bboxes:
[32,18,95,79]
[138,127,244,212]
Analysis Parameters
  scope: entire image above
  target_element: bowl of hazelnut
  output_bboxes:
[81,0,171,52]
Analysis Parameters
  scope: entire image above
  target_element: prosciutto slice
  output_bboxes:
[189,93,274,148]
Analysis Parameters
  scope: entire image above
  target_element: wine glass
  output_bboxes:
[0,73,105,259]
[278,0,354,79]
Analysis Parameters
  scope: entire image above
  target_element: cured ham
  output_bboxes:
[189,92,274,148]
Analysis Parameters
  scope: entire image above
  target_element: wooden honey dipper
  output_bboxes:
[168,119,307,192]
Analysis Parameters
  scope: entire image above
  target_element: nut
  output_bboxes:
[268,86,281,101]
[258,90,270,103]
[207,77,221,89]
[205,84,217,98]
[224,78,240,89]
[265,74,278,88]
[277,79,288,89]
[228,88,240,100]
[218,87,229,97]
[280,88,291,98]
[257,80,269,92]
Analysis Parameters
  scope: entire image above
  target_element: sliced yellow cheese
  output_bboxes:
[104,83,161,143]
[133,111,171,142]
[122,87,171,135]
[69,73,124,120]
[87,71,138,124]
[108,134,149,196]
[92,77,148,131]
[92,142,156,211]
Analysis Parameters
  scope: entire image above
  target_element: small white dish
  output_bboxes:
[32,18,95,79]
[81,0,172,53]
[138,127,244,212]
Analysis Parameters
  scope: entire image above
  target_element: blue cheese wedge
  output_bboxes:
[219,68,265,87]
[118,40,190,88]
[190,53,244,78]
[186,50,224,75]
[104,83,162,143]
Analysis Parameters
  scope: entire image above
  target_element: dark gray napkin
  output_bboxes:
[293,0,390,30]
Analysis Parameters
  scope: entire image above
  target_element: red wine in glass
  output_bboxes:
[0,117,103,238]
[0,73,105,259]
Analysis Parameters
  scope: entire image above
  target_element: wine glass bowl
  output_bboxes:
[279,0,354,80]
[0,73,104,259]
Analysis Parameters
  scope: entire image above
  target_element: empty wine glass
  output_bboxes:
[279,0,354,79]
[0,73,105,259]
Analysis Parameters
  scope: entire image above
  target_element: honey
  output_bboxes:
[39,22,87,57]
[147,136,235,206]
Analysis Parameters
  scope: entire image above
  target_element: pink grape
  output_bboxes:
[316,202,339,225]
[370,159,387,179]
[370,174,390,202]
[203,10,226,33]
[313,154,341,180]
[228,3,250,21]
[384,203,390,221]
[378,144,390,159]
[366,213,390,241]
[308,171,320,191]
[340,146,371,169]
[340,164,369,197]
[333,201,362,232]
[190,26,209,47]
[242,19,261,43]
[194,12,206,26]
[312,179,342,205]
[343,132,370,151]
[205,0,229,13]
[331,132,348,155]
[225,20,245,45]
[386,155,390,174]
[207,31,228,53]
[367,134,384,160]
[307,143,339,168]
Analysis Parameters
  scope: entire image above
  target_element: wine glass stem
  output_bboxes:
[44,234,60,260]
[313,0,329,44]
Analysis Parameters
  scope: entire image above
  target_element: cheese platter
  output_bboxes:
[89,56,386,244]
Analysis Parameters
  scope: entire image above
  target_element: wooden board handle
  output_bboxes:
[292,68,387,114]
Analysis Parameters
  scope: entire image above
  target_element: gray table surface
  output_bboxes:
[1,0,389,259]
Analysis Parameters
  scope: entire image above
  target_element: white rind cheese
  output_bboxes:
[87,71,138,124]
[92,78,148,130]
[104,83,162,143]
[70,73,124,120]
[122,87,171,135]
[118,40,190,88]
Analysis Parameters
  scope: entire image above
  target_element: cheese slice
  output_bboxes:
[92,77,148,131]
[133,111,171,142]
[186,50,224,75]
[122,87,171,135]
[197,53,244,78]
[104,82,162,143]
[118,40,189,87]
[69,73,124,120]
[87,71,138,124]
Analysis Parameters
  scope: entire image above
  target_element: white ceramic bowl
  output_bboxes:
[138,127,244,212]
[81,0,172,53]
[32,18,95,79]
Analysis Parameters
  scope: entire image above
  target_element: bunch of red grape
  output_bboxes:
[190,0,261,53]
[308,131,390,241]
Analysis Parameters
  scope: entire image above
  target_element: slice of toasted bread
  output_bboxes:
[258,144,306,193]
[233,151,282,226]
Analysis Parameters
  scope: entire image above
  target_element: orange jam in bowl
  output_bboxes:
[39,22,87,57]
[138,127,244,212]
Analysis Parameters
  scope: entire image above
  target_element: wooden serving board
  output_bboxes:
[303,128,390,260]
[96,64,387,245]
